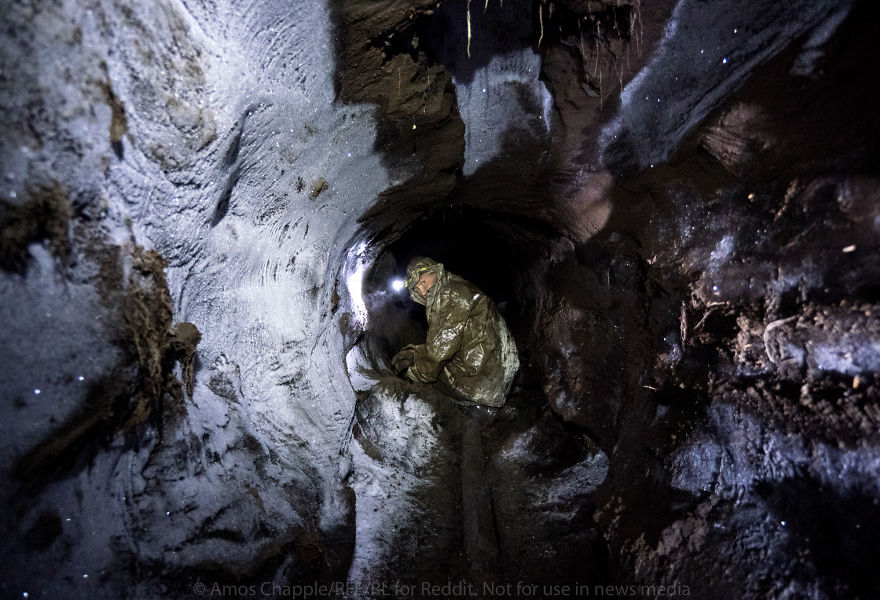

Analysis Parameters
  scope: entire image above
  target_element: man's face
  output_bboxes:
[413,272,437,298]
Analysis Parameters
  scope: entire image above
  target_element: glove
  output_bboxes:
[391,348,415,373]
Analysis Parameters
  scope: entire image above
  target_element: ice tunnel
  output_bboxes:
[2,0,880,598]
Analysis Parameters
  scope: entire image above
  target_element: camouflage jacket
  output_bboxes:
[405,260,519,407]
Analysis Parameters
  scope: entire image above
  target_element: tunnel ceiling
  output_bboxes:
[2,0,880,598]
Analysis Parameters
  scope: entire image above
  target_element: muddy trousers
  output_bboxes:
[434,379,501,424]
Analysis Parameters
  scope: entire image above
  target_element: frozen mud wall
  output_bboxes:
[1,0,389,596]
[525,0,880,597]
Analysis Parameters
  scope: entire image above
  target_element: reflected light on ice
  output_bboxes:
[346,262,368,326]
[345,240,371,328]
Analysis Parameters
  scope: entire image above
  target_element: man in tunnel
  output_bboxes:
[391,257,519,408]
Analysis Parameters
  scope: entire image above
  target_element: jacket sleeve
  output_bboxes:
[407,289,472,383]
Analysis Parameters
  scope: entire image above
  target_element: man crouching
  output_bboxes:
[391,257,519,408]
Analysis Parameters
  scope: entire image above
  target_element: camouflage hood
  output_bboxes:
[404,256,444,306]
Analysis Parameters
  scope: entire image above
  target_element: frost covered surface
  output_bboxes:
[453,49,551,175]
[347,382,461,583]
[422,0,552,176]
[600,0,855,173]
[1,0,386,596]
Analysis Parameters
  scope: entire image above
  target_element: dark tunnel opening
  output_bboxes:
[361,206,538,366]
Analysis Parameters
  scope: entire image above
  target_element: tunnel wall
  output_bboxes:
[0,0,389,596]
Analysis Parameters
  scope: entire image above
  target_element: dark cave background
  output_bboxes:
[2,0,879,598]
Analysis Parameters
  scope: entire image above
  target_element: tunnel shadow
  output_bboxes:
[755,475,880,598]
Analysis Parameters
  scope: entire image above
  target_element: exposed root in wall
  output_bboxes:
[14,239,200,490]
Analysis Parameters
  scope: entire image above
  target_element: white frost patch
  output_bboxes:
[688,404,880,501]
[599,54,650,153]
[345,345,380,392]
[347,389,444,582]
[597,0,698,163]
[790,5,850,76]
[600,0,849,171]
[453,48,549,175]
[669,435,723,493]
[539,451,609,505]
[710,234,735,267]
[541,81,553,133]
[812,341,880,375]
[346,262,367,325]
[613,68,651,125]
[3,0,399,593]
[499,428,540,462]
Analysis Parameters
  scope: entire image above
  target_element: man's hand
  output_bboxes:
[391,347,415,373]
